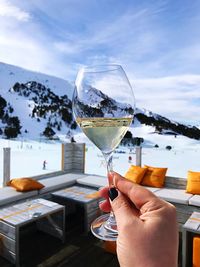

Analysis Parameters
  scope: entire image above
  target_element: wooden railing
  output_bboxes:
[3,147,11,186]
[164,176,186,189]
[61,143,85,173]
[2,143,86,186]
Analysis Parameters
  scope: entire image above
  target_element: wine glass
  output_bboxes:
[72,64,135,241]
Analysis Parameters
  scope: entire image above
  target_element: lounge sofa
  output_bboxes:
[1,171,200,231]
[0,172,85,208]
[0,186,38,207]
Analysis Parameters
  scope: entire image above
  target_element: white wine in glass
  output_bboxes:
[72,64,135,241]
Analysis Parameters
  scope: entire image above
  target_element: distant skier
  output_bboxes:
[128,156,132,163]
[43,160,47,170]
[70,137,76,143]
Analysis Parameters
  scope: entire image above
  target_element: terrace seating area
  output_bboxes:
[0,143,199,266]
[0,171,190,267]
[0,172,185,267]
[1,171,200,228]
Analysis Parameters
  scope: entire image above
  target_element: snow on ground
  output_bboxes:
[77,123,200,179]
[0,139,61,187]
[84,144,200,179]
[0,123,200,188]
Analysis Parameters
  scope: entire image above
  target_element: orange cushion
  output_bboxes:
[7,178,44,192]
[104,241,116,254]
[125,165,147,184]
[141,165,167,188]
[193,236,200,267]
[186,171,200,194]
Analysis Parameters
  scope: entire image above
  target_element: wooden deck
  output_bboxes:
[0,225,183,267]
[0,224,119,267]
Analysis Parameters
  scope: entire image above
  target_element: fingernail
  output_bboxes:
[108,187,118,201]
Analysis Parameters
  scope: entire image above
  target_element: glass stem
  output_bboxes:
[104,152,113,186]
[103,152,117,230]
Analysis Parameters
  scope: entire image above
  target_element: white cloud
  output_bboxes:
[0,33,71,79]
[0,1,73,79]
[132,75,200,123]
[52,3,164,64]
[0,0,199,124]
[0,0,31,21]
[53,41,81,55]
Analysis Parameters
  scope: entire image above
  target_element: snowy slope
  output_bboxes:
[0,62,73,97]
[0,62,74,140]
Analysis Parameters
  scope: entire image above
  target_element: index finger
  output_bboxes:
[113,172,158,209]
[98,187,111,212]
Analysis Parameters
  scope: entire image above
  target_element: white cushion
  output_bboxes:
[144,186,161,193]
[38,173,84,194]
[155,188,193,204]
[189,195,200,207]
[0,186,37,207]
[77,175,108,188]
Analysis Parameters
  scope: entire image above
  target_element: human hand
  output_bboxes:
[99,172,179,267]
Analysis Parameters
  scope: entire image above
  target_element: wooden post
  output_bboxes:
[3,147,11,186]
[61,143,65,171]
[61,143,85,173]
[135,146,142,167]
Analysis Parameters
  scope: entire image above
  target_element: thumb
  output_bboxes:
[109,188,140,232]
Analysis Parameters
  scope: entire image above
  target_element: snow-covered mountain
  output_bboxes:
[0,61,200,142]
[75,84,200,140]
[135,108,200,140]
[74,85,133,118]
[0,62,74,140]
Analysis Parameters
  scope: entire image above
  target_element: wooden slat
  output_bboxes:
[3,148,11,187]
[62,143,85,173]
[0,221,16,240]
[0,233,16,253]
[164,176,187,189]
[0,246,16,264]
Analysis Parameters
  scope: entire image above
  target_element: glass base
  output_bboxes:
[91,213,118,241]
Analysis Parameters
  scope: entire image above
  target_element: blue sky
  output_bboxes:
[0,0,200,123]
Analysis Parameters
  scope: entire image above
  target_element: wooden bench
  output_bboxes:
[0,143,86,208]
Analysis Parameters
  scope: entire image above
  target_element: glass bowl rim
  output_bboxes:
[79,64,123,74]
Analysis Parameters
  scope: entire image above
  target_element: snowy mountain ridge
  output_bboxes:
[0,62,75,140]
[75,85,133,118]
[0,62,200,141]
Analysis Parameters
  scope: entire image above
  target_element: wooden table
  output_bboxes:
[52,185,102,233]
[0,198,65,266]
